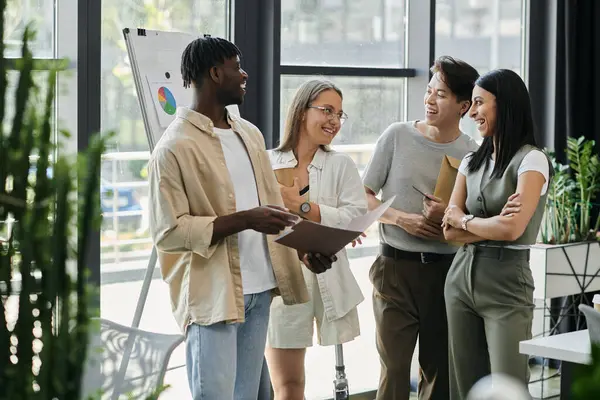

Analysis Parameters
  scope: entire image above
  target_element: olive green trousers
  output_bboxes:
[444,244,534,399]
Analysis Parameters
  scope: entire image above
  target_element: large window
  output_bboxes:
[4,0,56,136]
[99,1,229,398]
[99,0,228,280]
[435,0,525,74]
[4,0,54,57]
[280,75,405,147]
[435,0,527,141]
[281,0,406,67]
[3,0,77,154]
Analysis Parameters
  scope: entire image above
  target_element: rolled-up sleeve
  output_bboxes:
[148,148,218,259]
[320,156,368,229]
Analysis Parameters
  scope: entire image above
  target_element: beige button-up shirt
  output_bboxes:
[148,107,309,333]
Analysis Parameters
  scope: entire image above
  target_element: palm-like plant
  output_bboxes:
[541,158,576,244]
[567,136,600,240]
[0,3,105,398]
[541,137,600,244]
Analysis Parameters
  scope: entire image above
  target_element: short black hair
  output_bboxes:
[467,69,537,178]
[181,36,242,89]
[430,56,479,115]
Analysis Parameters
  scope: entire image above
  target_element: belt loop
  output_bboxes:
[499,246,504,261]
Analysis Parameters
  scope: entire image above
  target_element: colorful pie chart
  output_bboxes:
[157,86,176,115]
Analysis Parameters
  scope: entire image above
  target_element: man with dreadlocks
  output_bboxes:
[147,36,335,399]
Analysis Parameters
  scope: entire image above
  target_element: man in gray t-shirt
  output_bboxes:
[362,56,480,400]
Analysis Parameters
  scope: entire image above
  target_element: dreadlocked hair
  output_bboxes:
[181,36,242,89]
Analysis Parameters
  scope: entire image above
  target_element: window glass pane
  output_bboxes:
[281,0,406,67]
[100,0,228,266]
[435,0,525,142]
[281,75,405,148]
[280,75,405,398]
[4,0,55,57]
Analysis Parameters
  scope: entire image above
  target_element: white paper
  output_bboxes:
[346,196,396,232]
[145,73,191,128]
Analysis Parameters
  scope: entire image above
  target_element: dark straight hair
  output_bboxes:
[430,55,480,116]
[468,69,537,178]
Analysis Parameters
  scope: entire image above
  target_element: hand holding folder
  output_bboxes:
[433,154,463,245]
[274,196,396,257]
[433,155,462,204]
[274,167,296,187]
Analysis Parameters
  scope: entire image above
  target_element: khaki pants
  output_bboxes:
[444,245,534,399]
[369,247,454,400]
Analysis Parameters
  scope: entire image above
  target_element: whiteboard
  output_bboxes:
[122,28,240,151]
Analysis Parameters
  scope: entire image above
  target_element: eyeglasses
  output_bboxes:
[307,105,348,125]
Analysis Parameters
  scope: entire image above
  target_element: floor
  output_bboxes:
[99,253,564,400]
[405,364,561,400]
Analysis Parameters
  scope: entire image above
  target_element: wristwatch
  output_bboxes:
[300,201,311,214]
[461,214,475,230]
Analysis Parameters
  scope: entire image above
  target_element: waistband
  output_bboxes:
[464,244,530,262]
[380,243,455,264]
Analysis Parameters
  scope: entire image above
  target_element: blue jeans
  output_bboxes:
[186,290,272,400]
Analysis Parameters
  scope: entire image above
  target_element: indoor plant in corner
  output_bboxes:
[530,136,600,333]
[0,8,106,400]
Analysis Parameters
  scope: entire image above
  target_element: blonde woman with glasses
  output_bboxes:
[265,79,368,399]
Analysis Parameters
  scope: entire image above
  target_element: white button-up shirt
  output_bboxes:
[269,147,367,321]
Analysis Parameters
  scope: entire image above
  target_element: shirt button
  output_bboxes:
[477,196,482,202]
[228,193,234,199]
[221,161,225,167]
[479,210,485,216]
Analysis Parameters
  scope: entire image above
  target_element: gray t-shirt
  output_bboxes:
[363,121,479,254]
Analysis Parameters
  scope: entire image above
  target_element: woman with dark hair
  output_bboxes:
[441,69,552,398]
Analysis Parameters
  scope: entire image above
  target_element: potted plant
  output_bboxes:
[530,136,600,333]
[540,136,600,244]
[0,9,106,400]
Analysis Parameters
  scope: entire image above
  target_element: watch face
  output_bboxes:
[301,202,311,213]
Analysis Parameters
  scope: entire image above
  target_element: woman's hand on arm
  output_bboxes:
[463,171,545,241]
[443,226,486,244]
[456,171,545,241]
[442,172,487,243]
[443,192,526,242]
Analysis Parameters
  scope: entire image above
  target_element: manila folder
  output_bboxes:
[274,196,395,256]
[273,167,295,187]
[433,155,462,204]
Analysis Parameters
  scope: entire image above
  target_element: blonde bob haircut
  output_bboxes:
[277,78,343,153]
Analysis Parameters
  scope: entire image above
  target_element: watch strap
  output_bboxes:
[461,214,474,230]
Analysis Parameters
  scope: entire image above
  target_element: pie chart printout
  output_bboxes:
[158,86,176,115]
